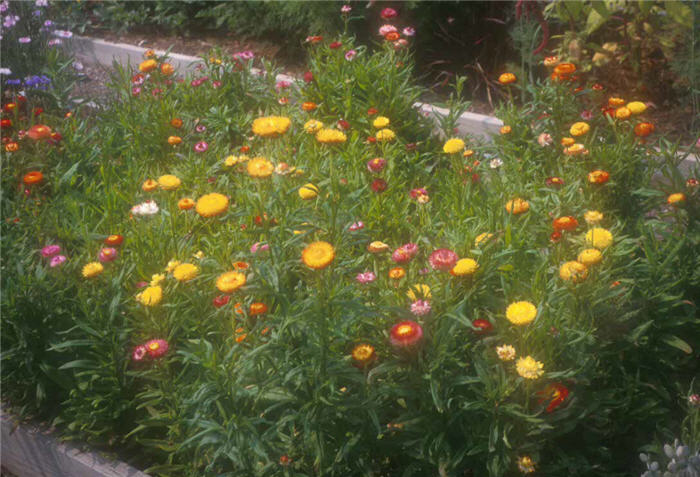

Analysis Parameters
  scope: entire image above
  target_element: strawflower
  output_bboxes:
[145,339,169,358]
[158,174,181,190]
[316,128,347,144]
[82,262,104,278]
[136,286,162,306]
[537,383,570,413]
[375,129,395,142]
[356,271,376,284]
[451,258,478,277]
[505,198,529,215]
[172,263,199,282]
[410,300,431,316]
[406,283,431,301]
[496,344,516,361]
[585,228,613,249]
[252,116,291,138]
[505,301,537,326]
[298,183,319,200]
[50,255,67,268]
[390,321,423,348]
[302,241,335,269]
[98,247,118,263]
[373,116,390,128]
[429,249,458,271]
[351,344,376,368]
[195,193,229,218]
[517,456,536,474]
[516,356,544,379]
[443,138,465,154]
[247,157,274,178]
[41,244,61,258]
[559,261,588,282]
[498,73,516,85]
[578,248,603,266]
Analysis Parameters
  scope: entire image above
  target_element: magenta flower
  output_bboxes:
[194,141,208,153]
[135,281,148,289]
[98,247,118,263]
[233,50,254,61]
[410,300,431,316]
[276,80,291,91]
[380,7,398,19]
[349,221,364,231]
[580,110,593,120]
[41,244,61,258]
[131,86,141,96]
[50,255,66,267]
[132,345,147,361]
[367,157,386,173]
[429,248,458,271]
[212,80,222,88]
[251,242,269,254]
[402,26,416,37]
[356,271,376,284]
[345,50,357,61]
[341,4,351,13]
[18,37,31,44]
[410,187,428,199]
[144,339,169,358]
[195,124,207,133]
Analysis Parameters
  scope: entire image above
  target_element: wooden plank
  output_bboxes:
[1,410,149,477]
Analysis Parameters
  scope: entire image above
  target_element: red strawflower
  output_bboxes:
[104,234,124,246]
[144,339,169,359]
[381,7,398,19]
[472,319,493,334]
[552,216,579,232]
[371,178,387,193]
[537,383,570,412]
[213,295,231,308]
[303,71,314,83]
[390,321,423,348]
[428,248,458,271]
[338,119,350,130]
[329,41,342,49]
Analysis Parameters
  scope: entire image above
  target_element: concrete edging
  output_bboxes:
[1,409,150,477]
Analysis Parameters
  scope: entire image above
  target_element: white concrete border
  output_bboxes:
[1,409,150,477]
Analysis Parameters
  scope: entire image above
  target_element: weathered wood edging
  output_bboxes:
[1,409,150,477]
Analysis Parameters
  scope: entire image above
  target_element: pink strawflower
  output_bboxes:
[135,281,148,288]
[345,50,357,61]
[303,71,314,83]
[580,110,593,120]
[402,26,416,37]
[379,24,398,36]
[233,50,255,61]
[195,124,207,133]
[194,141,208,153]
[98,247,118,263]
[380,7,398,19]
[356,271,376,284]
[349,221,364,231]
[132,345,147,361]
[410,188,428,199]
[690,394,700,408]
[276,80,291,91]
[341,5,351,13]
[41,244,61,258]
[410,300,431,316]
[144,339,169,358]
[367,157,386,173]
[131,87,141,96]
[392,243,418,263]
[251,242,269,253]
[212,80,222,88]
[50,255,66,267]
[429,248,458,271]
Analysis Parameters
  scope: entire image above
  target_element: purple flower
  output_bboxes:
[18,37,31,44]
[47,38,62,46]
[3,15,19,28]
[195,124,207,133]
[50,255,66,267]
[410,300,431,316]
[356,271,376,284]
[341,4,351,13]
[345,50,357,61]
[43,19,53,27]
[0,1,9,13]
[418,267,430,275]
[402,27,416,37]
[35,0,48,6]
[53,29,72,38]
[194,141,208,153]
[41,244,61,258]
[349,221,364,231]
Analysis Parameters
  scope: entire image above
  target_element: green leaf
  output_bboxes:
[585,8,608,35]
[661,335,693,354]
